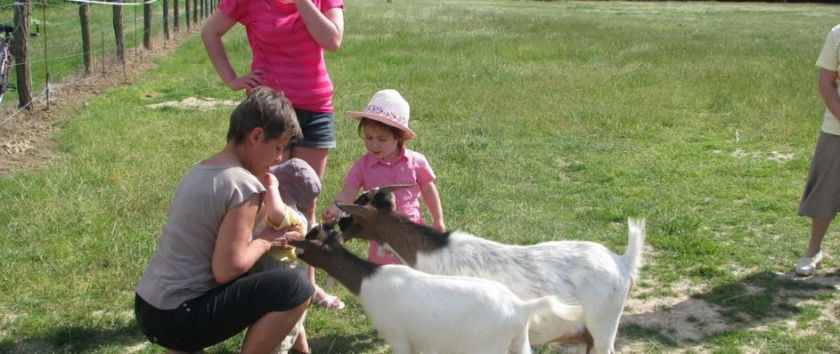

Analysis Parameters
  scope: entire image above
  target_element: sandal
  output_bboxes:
[795,251,823,276]
[314,292,345,310]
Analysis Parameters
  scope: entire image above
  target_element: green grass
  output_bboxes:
[0,0,202,110]
[3,0,840,353]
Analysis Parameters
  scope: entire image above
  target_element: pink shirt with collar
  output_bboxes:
[344,146,436,265]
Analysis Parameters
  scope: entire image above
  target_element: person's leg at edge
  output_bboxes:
[292,329,310,354]
[806,217,830,257]
[286,146,344,310]
[241,300,310,354]
[289,146,328,179]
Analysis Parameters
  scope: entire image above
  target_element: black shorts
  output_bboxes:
[134,269,314,352]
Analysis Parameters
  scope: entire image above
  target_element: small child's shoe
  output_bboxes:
[795,251,823,276]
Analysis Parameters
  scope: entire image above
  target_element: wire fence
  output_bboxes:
[0,0,217,128]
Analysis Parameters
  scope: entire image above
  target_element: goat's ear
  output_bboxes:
[336,202,377,222]
[370,185,407,211]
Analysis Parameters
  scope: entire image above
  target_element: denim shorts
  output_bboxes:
[294,109,336,149]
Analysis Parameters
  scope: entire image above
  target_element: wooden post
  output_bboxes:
[173,0,179,33]
[112,0,125,63]
[41,2,49,110]
[172,0,181,33]
[101,31,106,74]
[12,0,32,109]
[184,0,190,30]
[163,0,170,40]
[143,0,152,49]
[132,3,137,60]
[79,2,92,75]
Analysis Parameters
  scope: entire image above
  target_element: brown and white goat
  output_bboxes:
[335,186,646,354]
[289,224,581,354]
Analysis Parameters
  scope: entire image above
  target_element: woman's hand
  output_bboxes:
[257,224,302,250]
[227,69,265,91]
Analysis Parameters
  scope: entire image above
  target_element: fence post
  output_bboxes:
[12,0,32,110]
[184,0,190,30]
[41,2,49,110]
[112,0,125,63]
[163,0,170,40]
[143,0,152,49]
[174,0,179,33]
[79,2,92,75]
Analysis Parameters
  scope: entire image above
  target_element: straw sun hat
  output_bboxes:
[345,89,416,140]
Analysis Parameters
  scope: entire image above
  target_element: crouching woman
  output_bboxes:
[134,87,313,353]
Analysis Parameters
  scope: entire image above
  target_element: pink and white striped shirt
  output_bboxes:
[220,0,344,113]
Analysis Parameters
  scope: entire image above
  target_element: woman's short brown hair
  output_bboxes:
[227,87,303,145]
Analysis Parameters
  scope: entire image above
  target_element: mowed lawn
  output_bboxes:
[2,0,840,353]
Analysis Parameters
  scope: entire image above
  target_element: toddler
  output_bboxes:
[323,89,445,265]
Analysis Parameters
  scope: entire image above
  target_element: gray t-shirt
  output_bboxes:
[136,163,264,310]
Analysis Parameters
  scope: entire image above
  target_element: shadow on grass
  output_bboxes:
[0,323,146,353]
[619,269,840,350]
[308,328,384,354]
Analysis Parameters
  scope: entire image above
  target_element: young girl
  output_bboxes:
[795,23,840,276]
[323,89,446,265]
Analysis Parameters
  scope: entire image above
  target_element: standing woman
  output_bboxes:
[202,0,344,182]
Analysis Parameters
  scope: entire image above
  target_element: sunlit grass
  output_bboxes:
[2,0,840,353]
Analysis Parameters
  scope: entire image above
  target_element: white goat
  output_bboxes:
[290,224,582,354]
[336,186,646,354]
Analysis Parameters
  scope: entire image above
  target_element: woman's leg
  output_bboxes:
[241,300,309,354]
[806,217,830,257]
[289,146,328,179]
[292,328,310,353]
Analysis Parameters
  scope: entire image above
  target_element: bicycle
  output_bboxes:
[0,23,14,105]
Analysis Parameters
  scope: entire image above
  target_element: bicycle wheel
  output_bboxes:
[0,45,11,105]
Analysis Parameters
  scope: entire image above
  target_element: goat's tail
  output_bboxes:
[623,218,646,283]
[524,295,582,323]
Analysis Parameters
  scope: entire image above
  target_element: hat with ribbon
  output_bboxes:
[346,89,416,140]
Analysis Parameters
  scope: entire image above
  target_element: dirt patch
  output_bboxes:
[147,96,239,111]
[0,29,201,177]
[617,271,840,351]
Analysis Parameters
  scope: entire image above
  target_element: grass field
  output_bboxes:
[2,0,840,353]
